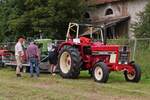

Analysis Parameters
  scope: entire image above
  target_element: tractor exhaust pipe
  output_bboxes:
[101,25,107,45]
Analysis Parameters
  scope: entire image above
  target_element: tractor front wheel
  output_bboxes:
[93,62,109,83]
[124,63,141,82]
[58,46,81,79]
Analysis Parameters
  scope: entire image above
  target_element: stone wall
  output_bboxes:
[87,0,148,23]
[126,0,148,38]
[85,0,149,38]
[127,0,148,23]
[88,1,123,22]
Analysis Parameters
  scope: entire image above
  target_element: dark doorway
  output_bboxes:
[106,26,117,39]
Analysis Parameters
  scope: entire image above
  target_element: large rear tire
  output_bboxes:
[93,62,109,83]
[58,46,81,79]
[124,63,141,82]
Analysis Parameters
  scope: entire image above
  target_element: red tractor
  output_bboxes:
[57,23,141,83]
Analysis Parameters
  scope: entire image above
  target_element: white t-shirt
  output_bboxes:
[15,42,24,56]
[47,44,52,51]
[47,43,55,51]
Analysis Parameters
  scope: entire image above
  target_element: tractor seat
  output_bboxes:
[80,36,91,44]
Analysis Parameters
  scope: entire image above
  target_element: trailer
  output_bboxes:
[0,39,59,73]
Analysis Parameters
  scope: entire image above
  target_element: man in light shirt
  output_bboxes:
[15,36,25,77]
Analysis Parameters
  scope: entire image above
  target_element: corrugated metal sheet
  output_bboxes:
[87,0,121,6]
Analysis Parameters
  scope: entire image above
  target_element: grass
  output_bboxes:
[0,39,150,100]
[0,68,150,100]
[135,49,150,79]
[108,39,150,79]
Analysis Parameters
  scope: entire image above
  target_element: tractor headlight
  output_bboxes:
[92,51,117,63]
[109,53,116,63]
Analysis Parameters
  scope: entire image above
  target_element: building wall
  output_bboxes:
[87,0,148,22]
[126,0,148,38]
[89,1,124,22]
[87,1,129,39]
[127,0,148,23]
[86,0,149,38]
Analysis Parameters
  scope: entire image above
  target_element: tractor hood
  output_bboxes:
[91,42,119,51]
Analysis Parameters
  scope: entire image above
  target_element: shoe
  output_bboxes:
[16,74,21,77]
[30,75,33,78]
[52,73,56,76]
[37,74,40,77]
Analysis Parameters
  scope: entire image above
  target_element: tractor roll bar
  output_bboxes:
[66,23,107,45]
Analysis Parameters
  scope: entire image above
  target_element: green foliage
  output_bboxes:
[47,0,86,39]
[0,0,87,42]
[132,2,150,38]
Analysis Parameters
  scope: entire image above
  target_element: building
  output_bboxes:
[84,0,148,39]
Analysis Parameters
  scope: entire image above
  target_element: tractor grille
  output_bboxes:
[119,46,129,64]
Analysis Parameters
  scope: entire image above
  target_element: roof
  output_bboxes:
[93,15,130,27]
[87,0,120,6]
[81,15,130,36]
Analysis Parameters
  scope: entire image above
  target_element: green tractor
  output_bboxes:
[34,39,52,72]
[34,39,52,55]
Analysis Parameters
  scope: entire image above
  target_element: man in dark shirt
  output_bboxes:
[26,42,40,77]
[48,43,58,75]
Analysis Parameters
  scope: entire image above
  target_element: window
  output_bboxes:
[105,8,113,16]
[84,12,90,19]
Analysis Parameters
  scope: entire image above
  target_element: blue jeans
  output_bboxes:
[29,57,39,76]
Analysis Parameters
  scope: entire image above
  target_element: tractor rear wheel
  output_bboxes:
[124,63,141,82]
[58,46,81,79]
[93,62,109,83]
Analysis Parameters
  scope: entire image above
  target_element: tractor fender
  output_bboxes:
[93,60,104,66]
[58,42,73,52]
[129,61,135,64]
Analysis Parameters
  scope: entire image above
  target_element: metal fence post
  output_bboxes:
[132,38,137,61]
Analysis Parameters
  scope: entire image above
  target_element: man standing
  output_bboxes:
[15,36,25,77]
[26,42,40,77]
[48,43,58,75]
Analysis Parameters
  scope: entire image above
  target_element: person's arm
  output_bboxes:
[36,46,40,63]
[17,43,24,62]
[26,49,29,62]
[18,51,22,59]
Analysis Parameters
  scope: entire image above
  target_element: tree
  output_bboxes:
[48,0,87,39]
[0,0,87,42]
[0,0,12,42]
[8,0,50,38]
[132,2,150,38]
[0,0,26,42]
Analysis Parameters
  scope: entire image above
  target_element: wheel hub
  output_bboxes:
[127,70,136,80]
[60,52,71,74]
[94,66,103,81]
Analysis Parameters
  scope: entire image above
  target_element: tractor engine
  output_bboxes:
[118,46,130,65]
